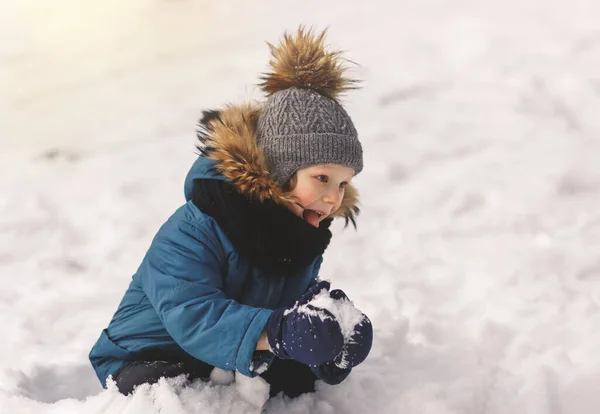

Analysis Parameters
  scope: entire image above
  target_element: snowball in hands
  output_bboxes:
[266,281,373,368]
[266,281,345,366]
[325,289,373,368]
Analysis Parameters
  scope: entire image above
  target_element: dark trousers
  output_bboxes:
[113,358,317,398]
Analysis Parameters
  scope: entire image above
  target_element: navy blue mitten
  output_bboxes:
[266,281,344,367]
[329,289,373,368]
[311,361,352,385]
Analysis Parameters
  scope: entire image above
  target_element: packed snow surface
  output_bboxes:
[2,0,600,413]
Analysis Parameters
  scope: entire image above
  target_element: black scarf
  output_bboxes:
[192,179,332,275]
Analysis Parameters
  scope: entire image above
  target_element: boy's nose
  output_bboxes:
[322,188,341,207]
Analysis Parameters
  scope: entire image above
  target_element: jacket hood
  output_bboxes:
[184,103,360,227]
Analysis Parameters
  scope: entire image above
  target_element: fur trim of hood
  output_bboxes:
[196,104,360,228]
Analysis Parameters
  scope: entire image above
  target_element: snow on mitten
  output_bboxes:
[266,281,345,366]
[328,289,373,368]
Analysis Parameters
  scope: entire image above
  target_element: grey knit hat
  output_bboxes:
[257,27,363,186]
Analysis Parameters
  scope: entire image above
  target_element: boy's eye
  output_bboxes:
[315,175,329,183]
[340,182,348,189]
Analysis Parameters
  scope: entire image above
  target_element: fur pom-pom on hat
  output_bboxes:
[258,26,359,102]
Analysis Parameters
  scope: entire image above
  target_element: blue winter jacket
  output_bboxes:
[89,156,322,386]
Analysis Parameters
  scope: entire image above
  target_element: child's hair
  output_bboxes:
[281,173,298,193]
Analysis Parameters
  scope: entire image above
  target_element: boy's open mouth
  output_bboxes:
[302,209,324,228]
[296,203,325,228]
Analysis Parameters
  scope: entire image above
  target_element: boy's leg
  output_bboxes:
[113,359,213,395]
[260,358,318,398]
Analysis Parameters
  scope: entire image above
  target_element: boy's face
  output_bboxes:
[285,164,355,228]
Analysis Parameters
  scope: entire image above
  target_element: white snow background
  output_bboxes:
[2,0,600,413]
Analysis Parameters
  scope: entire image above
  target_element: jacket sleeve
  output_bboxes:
[138,218,273,377]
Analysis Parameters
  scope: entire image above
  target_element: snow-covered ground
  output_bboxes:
[2,0,600,412]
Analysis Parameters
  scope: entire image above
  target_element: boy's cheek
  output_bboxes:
[329,202,341,215]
